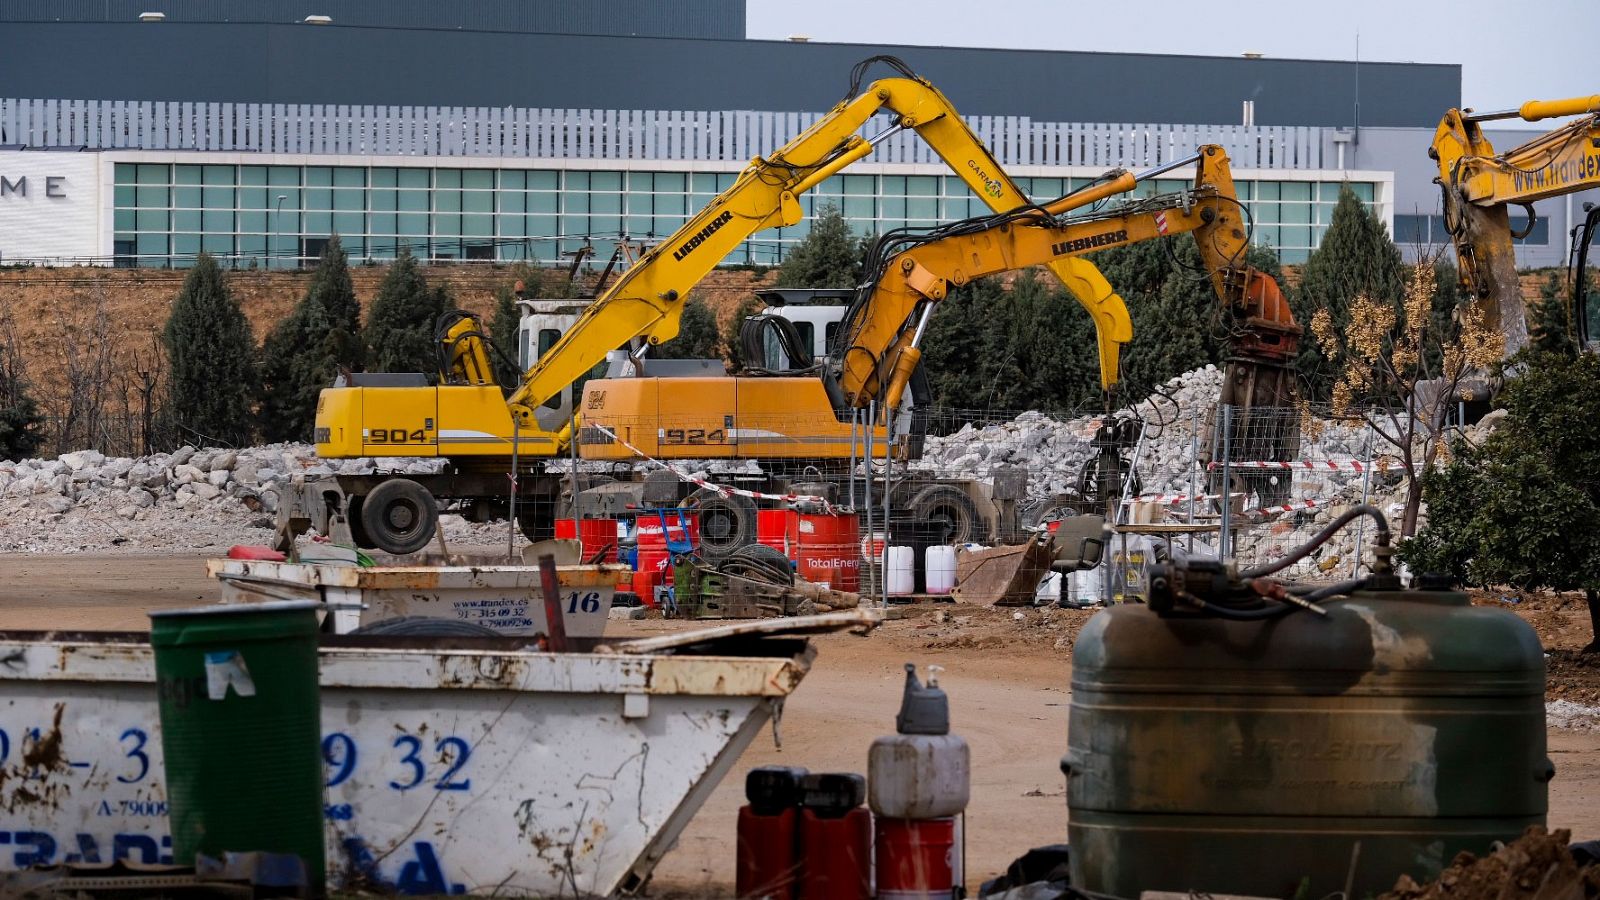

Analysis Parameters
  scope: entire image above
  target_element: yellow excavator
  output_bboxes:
[1431,93,1600,354]
[581,144,1300,475]
[296,57,1134,554]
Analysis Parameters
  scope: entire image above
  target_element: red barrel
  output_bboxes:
[874,816,958,900]
[632,514,698,605]
[737,806,799,900]
[797,807,871,900]
[757,509,792,556]
[555,518,619,564]
[792,512,860,593]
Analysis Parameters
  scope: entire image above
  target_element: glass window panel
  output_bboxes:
[940,197,970,219]
[136,185,169,207]
[397,168,430,188]
[1032,177,1064,200]
[530,192,557,214]
[655,215,687,235]
[843,196,874,220]
[691,173,718,194]
[238,234,266,256]
[565,171,589,191]
[174,165,201,185]
[436,191,461,213]
[1253,202,1280,225]
[1281,182,1312,202]
[844,174,875,196]
[654,172,684,193]
[530,214,558,236]
[333,167,364,188]
[369,213,397,235]
[202,186,234,208]
[397,190,429,212]
[271,188,300,209]
[1282,224,1312,247]
[527,170,557,190]
[173,233,201,256]
[239,187,268,209]
[334,189,363,212]
[462,169,492,190]
[1282,202,1312,225]
[174,209,202,231]
[367,238,395,260]
[397,212,429,235]
[114,209,135,230]
[305,167,333,187]
[1256,181,1280,202]
[589,215,623,235]
[436,214,462,236]
[200,165,232,186]
[627,191,653,216]
[463,214,493,237]
[500,216,526,237]
[1394,215,1429,244]
[239,166,266,186]
[398,237,430,257]
[114,185,135,207]
[463,191,493,214]
[628,172,653,192]
[1314,203,1335,225]
[267,167,299,187]
[333,212,363,235]
[202,210,233,233]
[882,196,906,219]
[717,173,737,191]
[238,210,267,233]
[501,192,526,214]
[907,197,937,220]
[202,234,232,255]
[371,167,397,188]
[371,190,397,212]
[306,188,333,210]
[500,170,526,190]
[306,211,332,232]
[1319,183,1344,202]
[1254,225,1281,248]
[591,192,621,215]
[627,215,652,234]
[907,176,938,197]
[173,186,201,208]
[882,175,906,195]
[114,164,136,184]
[436,169,462,189]
[135,208,169,230]
[136,163,168,184]
[590,171,621,192]
[340,236,365,257]
[135,232,168,256]
[656,193,685,216]
[1348,182,1376,202]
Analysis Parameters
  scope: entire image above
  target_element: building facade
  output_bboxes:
[0,4,1589,271]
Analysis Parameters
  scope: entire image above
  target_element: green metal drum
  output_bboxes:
[1066,586,1549,898]
[150,600,324,889]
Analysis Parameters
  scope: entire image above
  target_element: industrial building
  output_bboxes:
[0,1,1584,268]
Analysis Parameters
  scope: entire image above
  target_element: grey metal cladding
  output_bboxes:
[0,25,1456,128]
[0,0,745,38]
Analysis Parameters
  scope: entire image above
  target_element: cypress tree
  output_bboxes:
[1528,270,1579,358]
[1292,187,1405,401]
[258,235,361,442]
[0,330,42,460]
[489,265,542,385]
[363,251,448,374]
[776,204,863,288]
[653,294,723,360]
[162,253,257,447]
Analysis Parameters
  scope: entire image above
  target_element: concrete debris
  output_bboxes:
[0,443,493,554]
[1547,700,1600,732]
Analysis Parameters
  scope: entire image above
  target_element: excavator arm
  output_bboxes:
[503,58,1132,433]
[1431,93,1600,355]
[833,145,1298,414]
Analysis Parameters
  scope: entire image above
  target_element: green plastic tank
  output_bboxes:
[1065,585,1549,898]
[150,600,324,890]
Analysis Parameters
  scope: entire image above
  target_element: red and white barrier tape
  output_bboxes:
[1122,492,1243,506]
[585,423,834,509]
[1206,459,1392,472]
[1243,498,1325,519]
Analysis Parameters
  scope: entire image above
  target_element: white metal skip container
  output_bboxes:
[0,611,878,896]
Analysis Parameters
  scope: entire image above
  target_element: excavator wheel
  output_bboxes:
[686,487,758,560]
[358,479,439,556]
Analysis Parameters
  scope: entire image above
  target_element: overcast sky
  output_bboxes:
[747,0,1599,127]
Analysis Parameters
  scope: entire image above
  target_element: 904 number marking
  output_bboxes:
[367,428,428,444]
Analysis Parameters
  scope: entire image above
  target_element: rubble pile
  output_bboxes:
[0,444,502,553]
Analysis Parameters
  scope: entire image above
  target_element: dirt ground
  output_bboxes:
[0,553,1597,896]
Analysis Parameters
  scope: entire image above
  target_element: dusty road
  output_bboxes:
[0,553,1596,895]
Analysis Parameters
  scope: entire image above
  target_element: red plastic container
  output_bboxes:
[555,518,620,564]
[797,806,871,900]
[792,512,860,593]
[631,514,698,605]
[736,805,800,900]
[757,509,791,555]
[874,816,958,900]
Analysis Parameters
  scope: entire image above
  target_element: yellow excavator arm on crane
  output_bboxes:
[1431,93,1600,355]
[501,59,1132,435]
[835,144,1300,419]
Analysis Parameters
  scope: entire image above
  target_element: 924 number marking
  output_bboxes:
[368,428,428,444]
[661,428,726,445]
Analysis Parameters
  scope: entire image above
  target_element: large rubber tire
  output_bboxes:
[907,484,984,545]
[718,543,795,586]
[358,479,439,555]
[687,488,758,560]
[345,495,375,549]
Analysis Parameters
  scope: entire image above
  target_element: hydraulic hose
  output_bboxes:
[1239,504,1390,580]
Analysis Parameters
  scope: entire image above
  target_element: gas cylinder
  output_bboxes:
[870,663,969,899]
[796,772,871,900]
[736,765,807,900]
